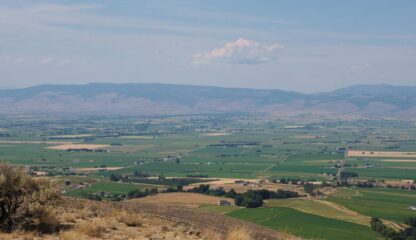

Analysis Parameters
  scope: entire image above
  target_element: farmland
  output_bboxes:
[227,207,380,240]
[0,114,415,239]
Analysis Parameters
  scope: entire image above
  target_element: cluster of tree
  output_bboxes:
[86,188,160,202]
[341,171,359,179]
[0,164,60,233]
[110,172,209,187]
[371,217,416,240]
[356,181,375,188]
[127,188,158,199]
[234,191,263,208]
[186,174,209,178]
[187,185,299,208]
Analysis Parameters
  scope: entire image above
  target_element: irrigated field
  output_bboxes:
[228,207,380,240]
[327,188,416,223]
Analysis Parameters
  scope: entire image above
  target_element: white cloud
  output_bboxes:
[193,38,284,65]
[13,57,24,63]
[39,57,55,64]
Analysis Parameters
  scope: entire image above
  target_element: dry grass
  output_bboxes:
[348,150,416,158]
[226,227,252,240]
[46,144,109,150]
[74,219,109,238]
[115,211,142,227]
[204,229,223,240]
[37,210,60,233]
[130,192,231,206]
[60,230,86,240]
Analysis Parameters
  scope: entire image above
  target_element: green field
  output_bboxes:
[328,188,416,223]
[228,207,381,240]
[66,182,160,198]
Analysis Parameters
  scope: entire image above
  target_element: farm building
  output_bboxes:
[217,200,232,206]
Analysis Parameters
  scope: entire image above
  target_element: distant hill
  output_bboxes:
[1,83,416,117]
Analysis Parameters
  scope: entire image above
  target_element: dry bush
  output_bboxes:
[37,209,59,233]
[75,219,109,238]
[116,211,142,227]
[226,227,252,240]
[60,230,86,240]
[0,163,60,232]
[205,228,224,240]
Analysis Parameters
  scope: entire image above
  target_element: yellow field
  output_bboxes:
[50,134,93,138]
[201,132,230,136]
[46,144,109,150]
[348,150,416,158]
[265,198,370,226]
[119,136,154,139]
[0,140,73,144]
[186,178,303,193]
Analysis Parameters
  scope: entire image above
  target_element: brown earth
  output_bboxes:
[348,150,416,158]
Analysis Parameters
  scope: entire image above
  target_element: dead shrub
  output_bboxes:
[37,209,60,233]
[116,211,142,227]
[75,219,108,238]
[205,228,223,240]
[226,227,252,240]
[60,230,86,240]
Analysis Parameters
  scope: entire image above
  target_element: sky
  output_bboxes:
[0,0,415,93]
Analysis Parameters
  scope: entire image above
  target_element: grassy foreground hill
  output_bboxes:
[0,196,300,240]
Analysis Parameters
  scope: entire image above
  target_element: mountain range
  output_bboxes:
[1,83,416,118]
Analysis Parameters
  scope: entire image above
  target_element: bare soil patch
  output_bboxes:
[0,140,74,145]
[186,178,304,194]
[46,144,109,150]
[348,150,416,158]
[119,136,154,139]
[50,134,93,138]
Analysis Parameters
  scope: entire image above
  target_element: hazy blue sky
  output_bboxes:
[1,0,415,92]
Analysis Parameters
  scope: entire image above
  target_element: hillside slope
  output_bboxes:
[1,83,415,117]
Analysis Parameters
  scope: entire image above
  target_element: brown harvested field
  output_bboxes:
[119,136,154,139]
[129,192,231,208]
[0,140,74,145]
[348,150,416,158]
[294,135,320,139]
[46,144,110,150]
[186,178,304,194]
[50,134,93,138]
[201,132,230,136]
